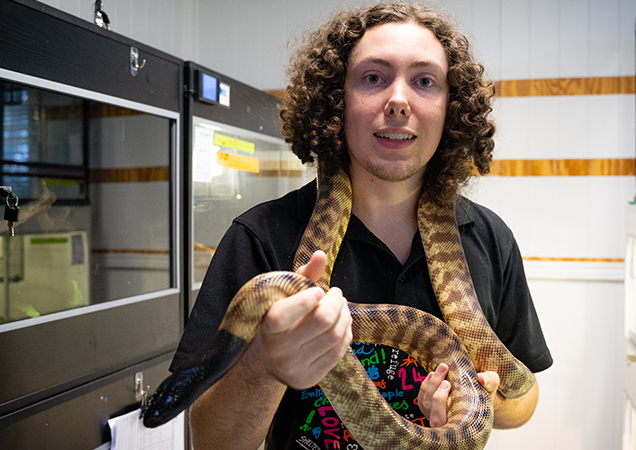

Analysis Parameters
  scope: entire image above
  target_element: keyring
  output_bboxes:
[6,191,19,209]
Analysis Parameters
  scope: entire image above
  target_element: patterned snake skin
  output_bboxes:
[142,169,535,450]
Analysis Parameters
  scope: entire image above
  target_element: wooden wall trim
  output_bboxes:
[496,76,635,97]
[523,256,624,263]
[489,158,635,177]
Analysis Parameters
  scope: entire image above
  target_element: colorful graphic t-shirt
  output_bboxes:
[275,342,431,450]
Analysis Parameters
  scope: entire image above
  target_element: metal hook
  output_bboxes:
[134,372,148,407]
[130,47,146,77]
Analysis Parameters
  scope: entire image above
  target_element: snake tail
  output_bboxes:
[142,329,248,428]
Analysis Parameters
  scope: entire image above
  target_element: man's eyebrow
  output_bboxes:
[357,57,446,72]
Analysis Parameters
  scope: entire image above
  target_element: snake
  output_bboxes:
[142,169,535,450]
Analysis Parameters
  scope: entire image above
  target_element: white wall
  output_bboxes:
[36,0,636,449]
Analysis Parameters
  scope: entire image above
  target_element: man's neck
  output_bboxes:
[350,170,422,264]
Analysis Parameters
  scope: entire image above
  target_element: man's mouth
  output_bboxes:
[374,132,416,141]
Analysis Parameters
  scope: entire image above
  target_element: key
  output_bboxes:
[4,204,19,237]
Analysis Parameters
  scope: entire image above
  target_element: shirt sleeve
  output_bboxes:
[169,221,273,372]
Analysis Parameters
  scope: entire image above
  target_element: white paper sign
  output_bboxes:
[108,408,184,450]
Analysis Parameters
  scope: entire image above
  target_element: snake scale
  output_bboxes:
[142,169,535,450]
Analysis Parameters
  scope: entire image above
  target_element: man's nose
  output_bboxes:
[384,80,411,117]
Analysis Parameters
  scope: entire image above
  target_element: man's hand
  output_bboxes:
[417,365,502,427]
[245,251,353,390]
[417,363,451,427]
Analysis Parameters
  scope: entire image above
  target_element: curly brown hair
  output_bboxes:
[280,2,495,204]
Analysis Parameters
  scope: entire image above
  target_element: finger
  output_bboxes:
[296,251,327,283]
[263,287,324,333]
[291,287,345,343]
[429,363,449,387]
[300,292,351,357]
[299,303,352,389]
[427,380,451,427]
[417,364,449,417]
[477,371,500,395]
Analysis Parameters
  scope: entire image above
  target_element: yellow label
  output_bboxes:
[216,152,260,173]
[214,134,255,153]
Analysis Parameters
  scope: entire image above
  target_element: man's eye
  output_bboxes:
[367,74,380,84]
[418,78,432,87]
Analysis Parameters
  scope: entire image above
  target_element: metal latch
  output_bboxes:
[134,371,148,407]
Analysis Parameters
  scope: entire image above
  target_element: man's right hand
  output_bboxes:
[244,251,353,390]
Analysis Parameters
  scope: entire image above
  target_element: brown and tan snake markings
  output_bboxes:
[143,169,534,450]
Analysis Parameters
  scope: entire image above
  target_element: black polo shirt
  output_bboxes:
[171,180,553,450]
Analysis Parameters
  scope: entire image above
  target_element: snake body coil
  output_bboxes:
[142,170,535,450]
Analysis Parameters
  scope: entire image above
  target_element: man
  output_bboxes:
[171,3,553,449]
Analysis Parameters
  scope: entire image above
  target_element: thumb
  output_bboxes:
[478,371,500,395]
[296,251,327,283]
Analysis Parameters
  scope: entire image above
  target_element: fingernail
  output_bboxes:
[441,380,450,389]
[436,365,447,374]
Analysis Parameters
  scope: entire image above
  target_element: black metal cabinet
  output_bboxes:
[0,1,185,448]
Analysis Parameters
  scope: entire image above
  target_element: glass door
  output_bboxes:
[0,70,181,416]
[191,117,307,290]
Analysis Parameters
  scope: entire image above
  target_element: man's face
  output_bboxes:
[344,22,449,184]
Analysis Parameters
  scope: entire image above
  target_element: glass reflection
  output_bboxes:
[0,80,173,324]
[191,121,306,285]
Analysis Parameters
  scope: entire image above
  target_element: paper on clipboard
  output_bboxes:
[108,408,184,450]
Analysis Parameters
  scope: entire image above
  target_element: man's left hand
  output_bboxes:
[417,365,502,427]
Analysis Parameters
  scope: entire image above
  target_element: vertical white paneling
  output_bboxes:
[493,177,533,254]
[559,0,590,78]
[588,0,621,76]
[528,96,560,159]
[259,0,288,90]
[557,177,591,258]
[444,0,474,38]
[128,0,149,49]
[589,95,622,158]
[528,177,561,257]
[146,0,165,54]
[196,0,238,81]
[492,97,531,159]
[172,0,197,62]
[487,279,625,450]
[618,94,636,159]
[471,0,502,81]
[234,1,263,88]
[618,0,636,76]
[558,96,590,159]
[529,0,559,79]
[284,0,313,41]
[589,177,626,258]
[500,0,530,79]
[109,0,133,41]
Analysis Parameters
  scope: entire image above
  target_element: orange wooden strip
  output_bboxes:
[498,76,635,97]
[89,166,169,183]
[489,159,635,177]
[265,89,285,99]
[523,256,624,263]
